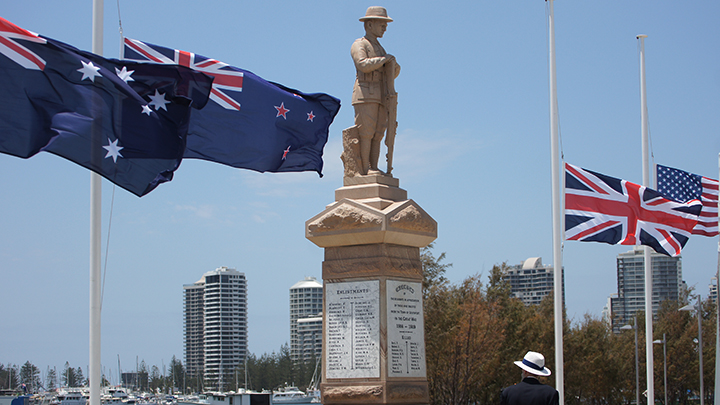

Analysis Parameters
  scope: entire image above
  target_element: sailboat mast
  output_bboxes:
[547,1,564,403]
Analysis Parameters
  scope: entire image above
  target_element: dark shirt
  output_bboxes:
[500,377,559,405]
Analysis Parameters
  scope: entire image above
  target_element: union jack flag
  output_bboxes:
[565,163,702,256]
[657,164,719,237]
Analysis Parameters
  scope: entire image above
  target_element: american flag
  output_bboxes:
[565,163,702,257]
[657,164,719,237]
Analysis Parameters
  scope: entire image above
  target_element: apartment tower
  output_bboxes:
[289,277,323,363]
[610,246,683,331]
[183,267,247,390]
[503,257,564,306]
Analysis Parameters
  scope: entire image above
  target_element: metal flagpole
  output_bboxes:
[638,34,655,405]
[547,1,564,403]
[715,153,720,405]
[90,1,103,405]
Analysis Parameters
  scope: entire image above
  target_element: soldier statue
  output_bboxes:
[342,6,400,177]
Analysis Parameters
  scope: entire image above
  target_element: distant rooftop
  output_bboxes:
[290,276,323,290]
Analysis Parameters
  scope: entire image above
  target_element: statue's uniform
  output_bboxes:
[351,35,399,173]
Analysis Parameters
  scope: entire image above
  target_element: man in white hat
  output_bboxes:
[350,6,400,175]
[500,351,559,405]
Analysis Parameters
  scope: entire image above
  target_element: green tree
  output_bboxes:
[19,361,41,393]
[46,366,57,390]
[62,362,77,387]
[420,243,451,296]
[0,364,20,390]
[149,365,162,392]
[168,356,184,392]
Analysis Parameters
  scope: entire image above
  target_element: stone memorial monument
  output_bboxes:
[306,7,436,405]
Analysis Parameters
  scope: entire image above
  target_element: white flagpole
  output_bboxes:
[90,1,103,405]
[638,34,655,405]
[715,153,720,405]
[547,1,564,403]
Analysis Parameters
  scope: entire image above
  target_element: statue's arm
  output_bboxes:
[351,41,387,73]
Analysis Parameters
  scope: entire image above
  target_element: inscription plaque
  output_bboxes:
[325,280,380,379]
[387,280,426,377]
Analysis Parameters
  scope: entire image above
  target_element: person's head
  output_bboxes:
[513,351,552,378]
[360,6,392,38]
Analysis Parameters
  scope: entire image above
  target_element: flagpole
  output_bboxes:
[547,1,564,403]
[90,1,103,405]
[638,33,655,405]
[715,152,720,405]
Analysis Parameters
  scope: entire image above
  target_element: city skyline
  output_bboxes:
[1,1,718,375]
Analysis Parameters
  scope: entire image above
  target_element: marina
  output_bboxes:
[0,387,318,405]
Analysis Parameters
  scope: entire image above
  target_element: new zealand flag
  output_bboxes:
[123,37,341,176]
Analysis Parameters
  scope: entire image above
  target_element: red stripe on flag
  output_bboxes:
[658,229,681,256]
[0,35,45,70]
[567,220,621,241]
[565,163,610,195]
[177,50,192,68]
[211,88,241,110]
[211,73,243,88]
[125,38,164,63]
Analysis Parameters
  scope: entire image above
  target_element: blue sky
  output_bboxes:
[1,1,719,383]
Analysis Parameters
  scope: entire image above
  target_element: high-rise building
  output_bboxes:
[296,314,323,363]
[503,257,564,306]
[710,276,717,306]
[610,247,683,332]
[289,277,323,363]
[184,267,247,390]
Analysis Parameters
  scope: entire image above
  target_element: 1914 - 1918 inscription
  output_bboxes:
[387,279,426,377]
[326,280,380,379]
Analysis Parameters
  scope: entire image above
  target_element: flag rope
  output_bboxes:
[100,184,117,310]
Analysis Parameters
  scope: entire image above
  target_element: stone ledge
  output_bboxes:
[321,381,429,404]
[306,199,437,248]
[344,174,400,187]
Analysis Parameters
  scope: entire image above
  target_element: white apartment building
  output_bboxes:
[289,277,322,363]
[503,257,564,306]
[610,247,683,332]
[184,267,247,390]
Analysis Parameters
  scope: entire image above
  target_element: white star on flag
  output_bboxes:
[102,138,124,163]
[115,66,135,83]
[77,60,101,82]
[141,105,153,115]
[148,89,169,111]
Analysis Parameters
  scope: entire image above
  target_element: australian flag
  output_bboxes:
[657,164,719,237]
[123,37,341,176]
[565,163,702,257]
[0,17,214,196]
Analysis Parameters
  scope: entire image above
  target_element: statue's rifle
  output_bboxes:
[384,60,398,176]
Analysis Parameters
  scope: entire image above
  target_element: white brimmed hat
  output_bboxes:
[359,6,393,22]
[514,351,551,376]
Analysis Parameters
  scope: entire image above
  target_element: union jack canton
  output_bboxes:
[565,163,702,257]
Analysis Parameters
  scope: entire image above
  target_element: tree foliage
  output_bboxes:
[0,364,20,391]
[421,246,717,405]
[19,362,41,392]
